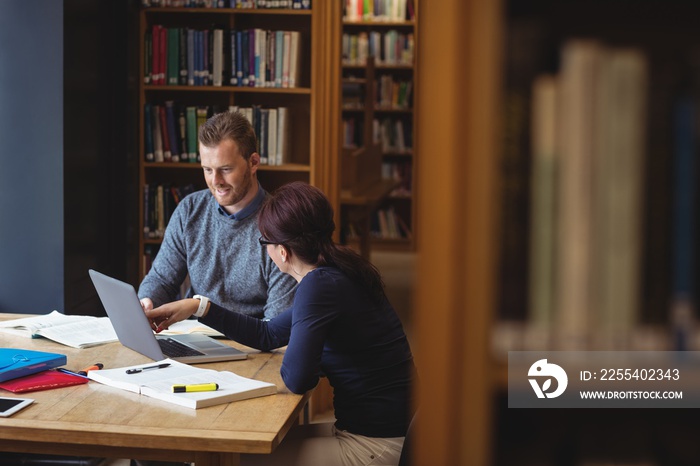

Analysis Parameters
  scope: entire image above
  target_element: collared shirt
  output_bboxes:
[217,181,267,221]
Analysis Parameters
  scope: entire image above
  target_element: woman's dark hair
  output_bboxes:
[258,181,386,303]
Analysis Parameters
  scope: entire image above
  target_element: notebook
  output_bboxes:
[88,269,247,364]
[0,348,67,383]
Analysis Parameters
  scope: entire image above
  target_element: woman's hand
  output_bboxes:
[145,299,199,333]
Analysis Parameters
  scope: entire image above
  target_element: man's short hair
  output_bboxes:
[198,111,258,160]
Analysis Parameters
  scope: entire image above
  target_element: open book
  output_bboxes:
[0,312,223,348]
[87,359,277,409]
[0,311,118,349]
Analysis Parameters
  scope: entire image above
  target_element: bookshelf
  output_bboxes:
[413,1,700,465]
[137,2,341,280]
[340,0,417,250]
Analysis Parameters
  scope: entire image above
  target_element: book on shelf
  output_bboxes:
[156,184,165,236]
[670,95,697,350]
[288,31,301,88]
[167,27,179,86]
[144,25,301,87]
[268,108,278,165]
[591,48,647,348]
[527,74,557,338]
[281,30,291,87]
[343,0,410,22]
[342,30,414,66]
[158,105,172,161]
[144,29,152,84]
[178,106,188,158]
[381,161,412,196]
[195,30,203,85]
[236,30,245,85]
[230,105,291,166]
[375,117,411,153]
[179,28,188,85]
[371,206,410,239]
[276,107,290,165]
[152,106,164,162]
[274,30,284,87]
[150,24,160,84]
[204,28,212,86]
[187,29,195,85]
[165,101,181,162]
[0,311,118,349]
[144,103,154,161]
[229,29,237,85]
[266,30,275,87]
[553,39,601,349]
[212,28,224,87]
[186,106,198,162]
[499,40,650,352]
[159,24,167,85]
[259,108,269,164]
[143,183,195,238]
[255,28,265,88]
[87,358,276,409]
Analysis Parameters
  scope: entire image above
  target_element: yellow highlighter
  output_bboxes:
[172,383,219,393]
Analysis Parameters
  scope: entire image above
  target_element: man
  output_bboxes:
[138,111,297,319]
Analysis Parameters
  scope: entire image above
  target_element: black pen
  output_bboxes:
[126,363,171,374]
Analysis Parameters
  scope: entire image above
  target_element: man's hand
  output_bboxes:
[145,299,200,333]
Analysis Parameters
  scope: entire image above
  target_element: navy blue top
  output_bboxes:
[201,266,415,438]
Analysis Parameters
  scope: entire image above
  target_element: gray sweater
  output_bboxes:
[138,187,297,319]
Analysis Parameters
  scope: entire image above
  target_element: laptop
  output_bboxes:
[88,269,247,364]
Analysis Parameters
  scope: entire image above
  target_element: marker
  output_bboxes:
[126,363,171,374]
[78,363,104,376]
[172,383,219,393]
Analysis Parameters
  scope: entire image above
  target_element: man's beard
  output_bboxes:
[213,165,253,208]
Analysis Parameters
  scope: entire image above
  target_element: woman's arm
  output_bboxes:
[201,302,292,351]
[279,272,339,394]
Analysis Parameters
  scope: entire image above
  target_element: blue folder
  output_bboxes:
[0,348,66,383]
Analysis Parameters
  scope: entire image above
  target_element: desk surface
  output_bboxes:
[0,313,310,466]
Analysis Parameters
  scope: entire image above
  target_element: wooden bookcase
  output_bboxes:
[412,1,700,465]
[137,3,341,280]
[339,0,418,251]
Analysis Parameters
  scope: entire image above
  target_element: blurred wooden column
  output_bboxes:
[414,0,502,465]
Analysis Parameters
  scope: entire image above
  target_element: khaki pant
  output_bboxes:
[242,422,405,466]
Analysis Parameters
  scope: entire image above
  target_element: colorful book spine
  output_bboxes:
[186,106,198,162]
[144,103,154,161]
[159,105,172,161]
[187,29,195,85]
[165,101,180,162]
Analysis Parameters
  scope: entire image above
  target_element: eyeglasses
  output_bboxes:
[258,236,275,247]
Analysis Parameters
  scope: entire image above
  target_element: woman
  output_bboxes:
[146,181,416,466]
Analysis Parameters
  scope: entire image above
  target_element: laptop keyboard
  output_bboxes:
[157,337,205,358]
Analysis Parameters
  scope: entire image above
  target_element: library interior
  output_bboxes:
[3,0,700,465]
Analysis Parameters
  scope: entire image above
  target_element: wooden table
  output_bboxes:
[0,313,310,466]
[341,179,399,260]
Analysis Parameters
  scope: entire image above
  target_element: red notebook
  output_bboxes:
[0,370,88,393]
